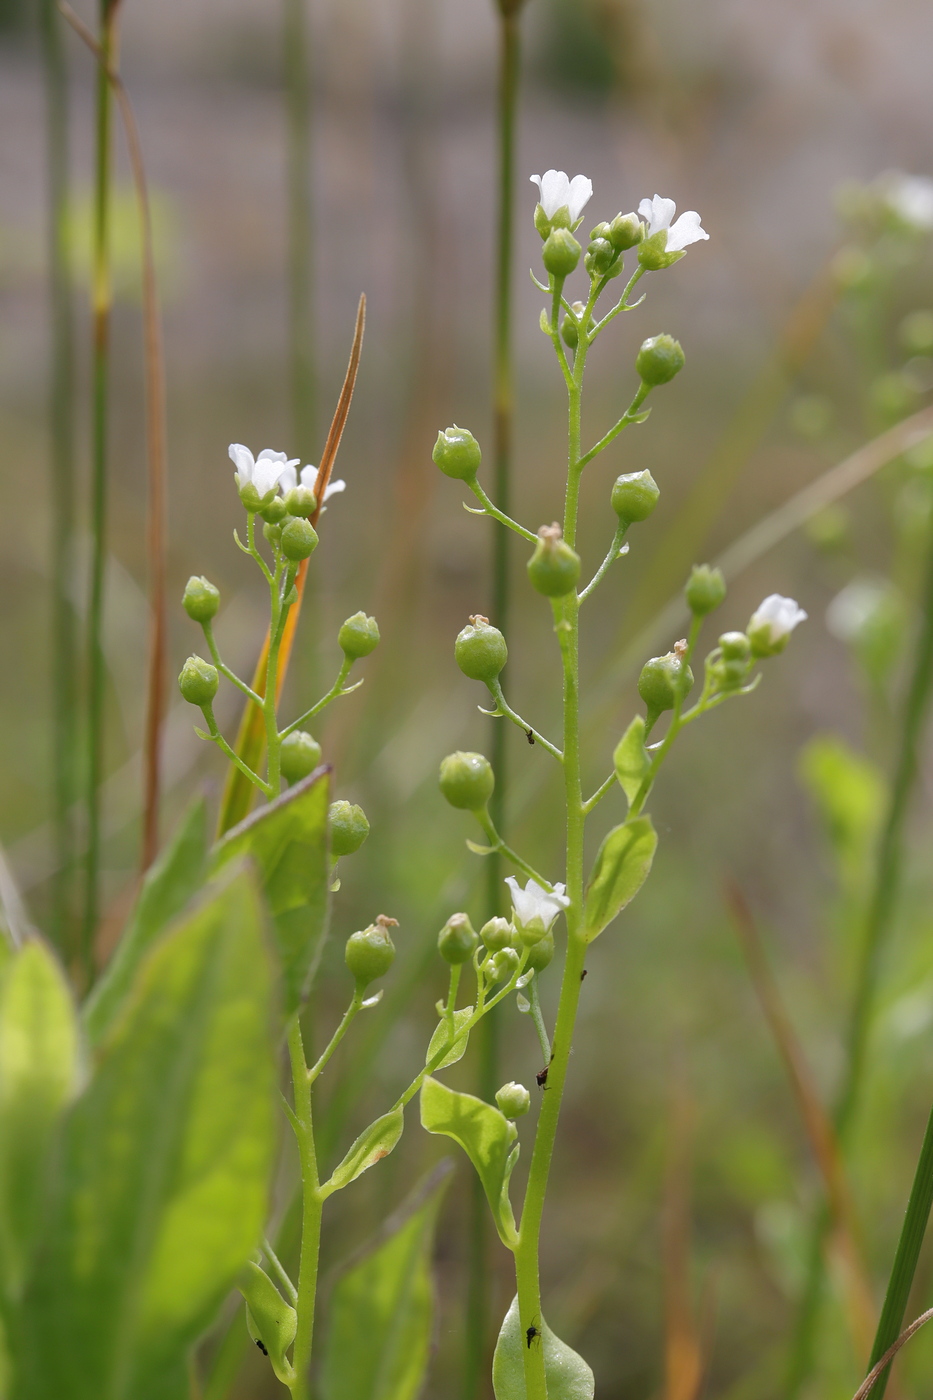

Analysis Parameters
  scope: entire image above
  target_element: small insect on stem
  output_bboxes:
[526,728,535,745]
[526,1318,540,1348]
[255,1340,269,1357]
[536,1054,553,1089]
[580,968,588,982]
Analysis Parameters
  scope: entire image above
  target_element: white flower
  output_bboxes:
[530,170,593,225]
[277,463,346,505]
[228,443,296,499]
[748,594,807,656]
[880,171,933,232]
[505,876,570,941]
[638,194,709,253]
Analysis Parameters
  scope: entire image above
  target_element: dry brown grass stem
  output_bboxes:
[851,1307,933,1400]
[662,1087,706,1400]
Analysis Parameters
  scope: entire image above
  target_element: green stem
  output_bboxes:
[82,0,119,986]
[576,382,650,470]
[264,561,286,796]
[263,1237,298,1305]
[486,680,563,761]
[467,480,537,542]
[283,0,315,463]
[286,1017,322,1400]
[281,657,354,737]
[475,810,554,888]
[308,990,363,1085]
[527,978,551,1062]
[201,622,263,706]
[578,522,628,602]
[202,706,271,796]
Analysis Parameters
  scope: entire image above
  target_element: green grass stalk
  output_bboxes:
[283,0,315,460]
[788,490,933,1394]
[39,0,77,952]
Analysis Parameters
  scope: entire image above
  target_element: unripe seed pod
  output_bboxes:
[339,611,380,660]
[719,631,751,662]
[488,947,521,982]
[542,228,581,278]
[527,524,581,598]
[480,916,514,952]
[280,730,322,783]
[637,645,694,719]
[284,485,317,517]
[178,655,219,707]
[259,494,288,524]
[280,516,319,561]
[608,211,643,251]
[182,575,220,624]
[585,236,616,276]
[560,313,578,349]
[439,751,494,811]
[525,930,555,972]
[636,334,685,386]
[611,469,660,525]
[455,615,508,684]
[239,1262,297,1378]
[345,915,397,988]
[433,426,482,481]
[438,912,479,965]
[329,800,370,856]
[496,1081,531,1119]
[685,564,726,616]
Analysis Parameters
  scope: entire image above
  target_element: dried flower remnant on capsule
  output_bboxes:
[637,195,708,271]
[345,914,398,989]
[747,594,807,657]
[505,876,570,946]
[527,524,581,598]
[530,169,593,236]
[455,615,508,684]
[637,644,694,731]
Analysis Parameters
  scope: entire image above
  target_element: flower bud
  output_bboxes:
[339,611,380,660]
[280,730,322,783]
[280,516,319,561]
[637,228,685,271]
[284,485,317,517]
[488,947,521,982]
[608,211,643,251]
[329,800,370,856]
[455,615,508,684]
[345,915,397,988]
[526,930,555,972]
[438,912,479,965]
[637,644,693,721]
[178,655,219,707]
[182,575,220,624]
[636,334,685,386]
[589,220,612,241]
[439,751,494,811]
[259,494,289,524]
[480,916,514,952]
[747,594,807,657]
[611,469,660,525]
[263,521,283,548]
[561,313,579,349]
[496,1081,531,1119]
[684,564,726,616]
[527,524,581,598]
[719,631,751,662]
[542,228,581,279]
[584,236,617,277]
[433,426,482,481]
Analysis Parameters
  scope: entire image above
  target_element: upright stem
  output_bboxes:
[39,0,77,952]
[283,0,315,461]
[468,8,521,1395]
[788,504,933,1394]
[82,0,119,984]
[287,1017,322,1400]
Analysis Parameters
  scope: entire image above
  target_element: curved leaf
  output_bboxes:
[613,715,651,808]
[583,816,657,942]
[419,1077,517,1246]
[492,1295,595,1399]
[322,1107,404,1198]
[425,1006,473,1071]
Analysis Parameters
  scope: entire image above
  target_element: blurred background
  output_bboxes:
[3,0,933,1395]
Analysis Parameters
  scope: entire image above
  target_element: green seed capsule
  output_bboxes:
[526,930,555,972]
[182,575,220,623]
[280,516,319,561]
[684,564,726,616]
[433,426,482,481]
[339,611,380,660]
[584,236,616,276]
[637,646,694,720]
[611,469,660,525]
[527,524,581,598]
[496,1081,531,1119]
[488,947,521,982]
[541,228,581,278]
[635,333,685,386]
[345,915,397,988]
[280,730,322,783]
[438,912,479,965]
[329,800,370,856]
[455,615,508,684]
[439,751,494,811]
[608,211,643,251]
[178,655,219,707]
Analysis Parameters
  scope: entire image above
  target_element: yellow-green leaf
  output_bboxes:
[492,1295,594,1399]
[419,1077,518,1246]
[613,715,651,808]
[425,1006,473,1071]
[321,1107,404,1198]
[583,816,657,942]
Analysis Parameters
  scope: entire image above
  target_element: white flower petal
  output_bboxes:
[540,170,572,217]
[505,876,570,934]
[252,459,286,496]
[278,463,299,494]
[666,210,709,252]
[228,442,256,480]
[299,464,317,490]
[567,174,593,222]
[323,479,346,502]
[750,593,807,642]
[257,449,295,467]
[639,194,677,236]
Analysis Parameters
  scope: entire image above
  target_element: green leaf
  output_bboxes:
[613,715,651,808]
[319,1164,452,1400]
[583,816,657,942]
[492,1295,594,1399]
[12,869,278,1400]
[425,1006,473,1071]
[0,939,79,1301]
[322,1107,405,1198]
[84,797,210,1044]
[798,735,884,886]
[211,770,329,1013]
[419,1077,518,1246]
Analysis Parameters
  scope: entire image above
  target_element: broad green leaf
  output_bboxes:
[321,1107,405,1198]
[419,1077,518,1246]
[425,1005,473,1071]
[583,816,657,942]
[238,1261,296,1384]
[798,735,884,886]
[212,770,329,1012]
[0,939,79,1301]
[84,797,210,1044]
[12,869,277,1400]
[492,1295,594,1399]
[319,1164,451,1400]
[613,715,651,808]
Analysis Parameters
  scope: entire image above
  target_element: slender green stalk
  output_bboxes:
[82,0,120,985]
[788,498,933,1394]
[39,0,77,953]
[283,0,314,461]
[286,1016,323,1400]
